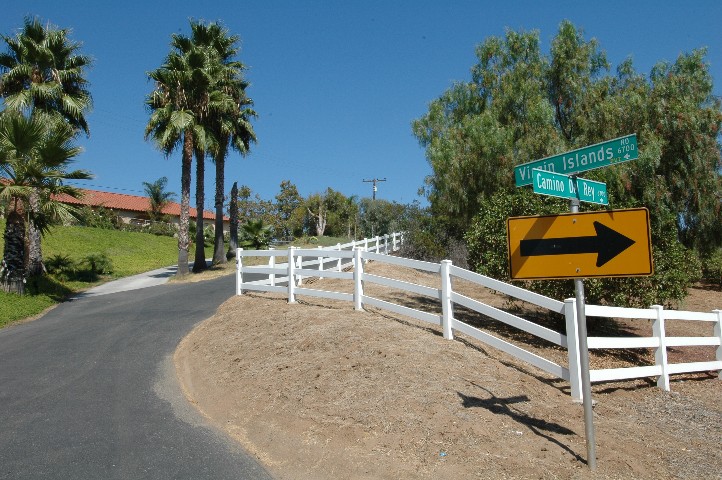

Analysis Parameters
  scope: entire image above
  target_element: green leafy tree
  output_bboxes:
[305,192,327,237]
[235,184,275,226]
[358,198,405,238]
[340,195,359,239]
[275,180,303,239]
[142,176,176,221]
[413,21,721,306]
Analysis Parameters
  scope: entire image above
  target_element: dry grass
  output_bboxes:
[176,261,721,479]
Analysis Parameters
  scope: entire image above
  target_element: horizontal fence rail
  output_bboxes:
[236,233,721,401]
[583,304,722,392]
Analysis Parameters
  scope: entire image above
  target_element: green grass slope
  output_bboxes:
[0,220,179,327]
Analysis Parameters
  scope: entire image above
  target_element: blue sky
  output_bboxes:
[2,1,721,210]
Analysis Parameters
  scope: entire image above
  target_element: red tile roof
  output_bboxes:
[52,188,226,221]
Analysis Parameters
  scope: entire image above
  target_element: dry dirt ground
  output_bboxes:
[175,262,721,479]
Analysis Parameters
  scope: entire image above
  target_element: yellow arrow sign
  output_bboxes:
[507,208,653,280]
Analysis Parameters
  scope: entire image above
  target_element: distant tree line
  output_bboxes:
[228,179,405,246]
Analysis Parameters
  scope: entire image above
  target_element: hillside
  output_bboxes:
[0,220,178,326]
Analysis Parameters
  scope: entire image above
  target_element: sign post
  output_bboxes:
[511,134,648,470]
[569,198,596,470]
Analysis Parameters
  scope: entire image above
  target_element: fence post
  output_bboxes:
[375,236,380,253]
[296,251,303,286]
[236,248,243,296]
[652,305,670,391]
[354,247,364,310]
[714,310,722,380]
[317,246,324,279]
[564,298,582,401]
[269,247,276,287]
[288,246,296,304]
[337,243,342,271]
[392,232,398,251]
[440,260,453,340]
[363,238,369,264]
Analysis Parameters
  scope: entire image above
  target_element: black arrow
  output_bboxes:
[520,221,635,267]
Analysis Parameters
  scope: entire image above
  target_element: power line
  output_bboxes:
[362,177,386,200]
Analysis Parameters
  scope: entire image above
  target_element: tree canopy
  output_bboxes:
[412,21,722,305]
[413,20,722,252]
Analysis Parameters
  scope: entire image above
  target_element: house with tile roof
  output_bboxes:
[52,188,230,232]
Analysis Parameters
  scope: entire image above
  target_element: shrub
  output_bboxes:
[45,254,77,281]
[397,201,469,268]
[78,253,113,281]
[702,248,722,289]
[76,206,122,230]
[203,225,214,247]
[240,219,274,250]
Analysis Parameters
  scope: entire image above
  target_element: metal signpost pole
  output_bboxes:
[570,193,596,470]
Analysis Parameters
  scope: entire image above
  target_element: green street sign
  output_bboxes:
[514,134,637,187]
[531,169,608,205]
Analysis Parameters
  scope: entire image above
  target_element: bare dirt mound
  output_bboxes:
[175,262,721,479]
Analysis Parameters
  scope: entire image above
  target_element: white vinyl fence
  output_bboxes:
[236,240,721,401]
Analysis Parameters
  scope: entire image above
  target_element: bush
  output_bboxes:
[45,254,77,281]
[78,253,113,281]
[702,248,722,289]
[240,219,274,250]
[397,201,469,268]
[76,206,122,230]
[45,252,115,282]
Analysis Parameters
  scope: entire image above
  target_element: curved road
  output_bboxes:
[0,274,272,479]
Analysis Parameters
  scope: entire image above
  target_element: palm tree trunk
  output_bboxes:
[212,146,227,265]
[193,149,207,272]
[177,131,193,276]
[26,188,46,277]
[227,182,239,258]
[2,207,26,294]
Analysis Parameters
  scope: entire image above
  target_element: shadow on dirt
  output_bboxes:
[457,383,583,463]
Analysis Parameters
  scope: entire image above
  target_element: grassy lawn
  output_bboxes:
[0,220,180,327]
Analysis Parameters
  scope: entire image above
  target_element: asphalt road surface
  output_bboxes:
[0,274,273,479]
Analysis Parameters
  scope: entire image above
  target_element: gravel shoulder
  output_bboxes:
[175,262,721,479]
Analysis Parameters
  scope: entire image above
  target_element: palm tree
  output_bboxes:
[209,85,256,265]
[142,176,176,221]
[239,218,272,250]
[146,30,223,276]
[0,17,92,134]
[1,16,93,277]
[0,112,91,289]
[162,20,256,272]
[180,21,256,266]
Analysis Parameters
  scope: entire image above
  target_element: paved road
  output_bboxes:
[0,273,272,479]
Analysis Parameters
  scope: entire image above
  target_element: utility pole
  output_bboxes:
[362,178,386,200]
